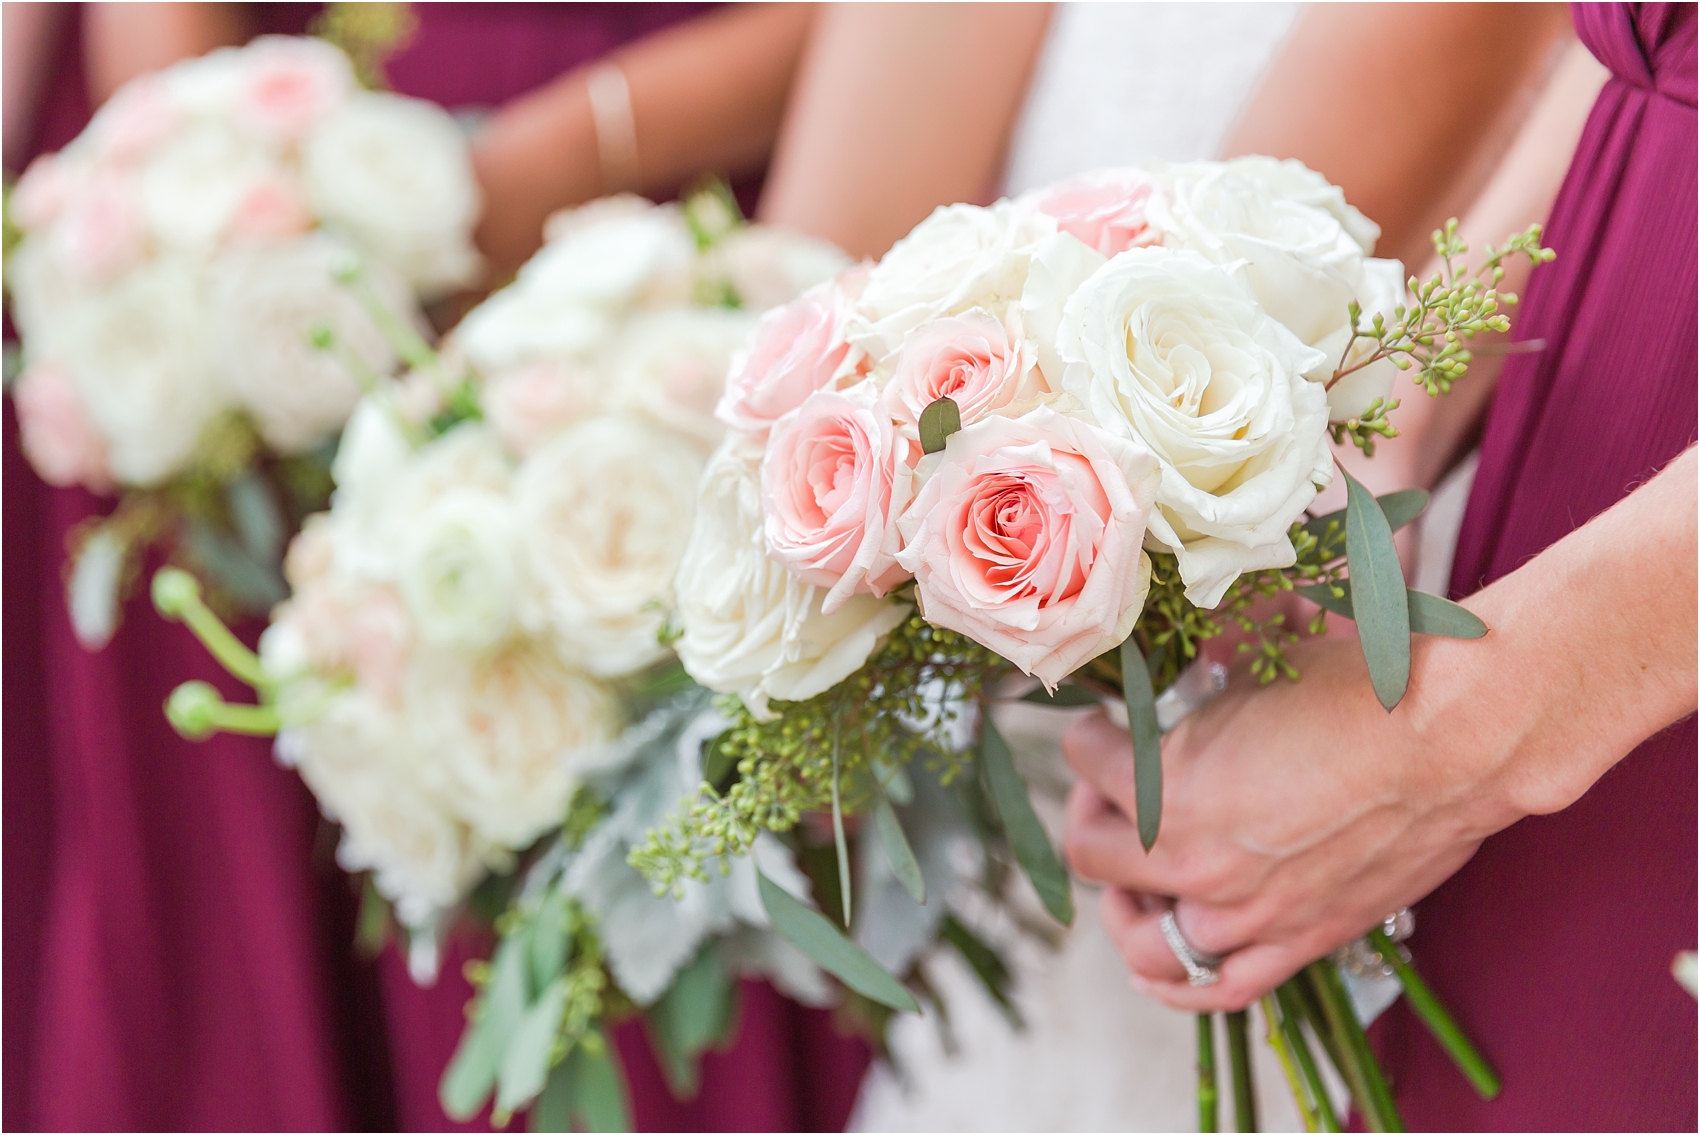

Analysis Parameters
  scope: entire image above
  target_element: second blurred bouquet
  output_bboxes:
[5,34,480,646]
[157,190,862,1126]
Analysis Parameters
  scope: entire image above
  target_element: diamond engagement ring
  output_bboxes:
[1159,909,1223,987]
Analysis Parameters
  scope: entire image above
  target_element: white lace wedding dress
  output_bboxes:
[851,5,1310,1130]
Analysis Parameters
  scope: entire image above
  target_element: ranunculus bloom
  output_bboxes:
[895,406,1159,688]
[237,36,353,141]
[761,380,912,613]
[881,306,1045,428]
[86,75,181,165]
[1033,170,1161,257]
[717,284,854,434]
[12,363,113,492]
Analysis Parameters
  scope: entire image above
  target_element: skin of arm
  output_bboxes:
[472,2,815,280]
[4,2,74,173]
[1063,445,1698,1012]
[757,2,1052,259]
[83,3,254,104]
[1220,3,1576,272]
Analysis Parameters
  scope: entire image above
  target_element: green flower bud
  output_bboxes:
[151,568,202,619]
[166,680,223,741]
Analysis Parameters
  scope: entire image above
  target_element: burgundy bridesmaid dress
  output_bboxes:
[3,6,869,1131]
[1370,5,1698,1129]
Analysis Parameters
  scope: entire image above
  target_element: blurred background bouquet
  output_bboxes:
[5,33,480,647]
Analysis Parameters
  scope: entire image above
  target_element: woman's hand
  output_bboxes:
[1063,630,1521,1012]
[1064,446,1697,1013]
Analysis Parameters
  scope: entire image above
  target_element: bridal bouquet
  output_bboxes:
[5,34,480,647]
[635,158,1550,1131]
[156,192,877,1127]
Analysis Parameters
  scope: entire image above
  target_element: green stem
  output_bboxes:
[1307,961,1404,1133]
[1366,928,1500,1100]
[153,571,271,690]
[1261,995,1318,1133]
[350,274,438,373]
[1225,1009,1258,1132]
[1198,1014,1219,1133]
[1275,981,1342,1133]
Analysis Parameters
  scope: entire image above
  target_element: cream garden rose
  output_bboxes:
[513,415,703,677]
[208,233,417,453]
[301,91,482,296]
[895,406,1160,687]
[1058,246,1332,607]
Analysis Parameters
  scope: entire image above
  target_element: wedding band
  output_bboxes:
[1160,909,1223,987]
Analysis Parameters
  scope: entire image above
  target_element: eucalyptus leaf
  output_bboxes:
[1296,582,1487,640]
[440,929,531,1121]
[1303,488,1430,546]
[919,396,963,454]
[1344,469,1411,710]
[495,977,571,1117]
[873,796,926,904]
[1118,635,1164,851]
[1020,683,1101,707]
[980,715,1074,925]
[572,1031,632,1133]
[646,943,735,1097]
[830,730,852,927]
[529,892,570,993]
[531,1059,574,1133]
[756,870,919,1012]
[940,915,1022,1029]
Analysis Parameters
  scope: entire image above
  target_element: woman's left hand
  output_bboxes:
[1062,629,1525,1012]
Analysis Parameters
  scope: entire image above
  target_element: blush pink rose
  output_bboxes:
[57,176,146,284]
[88,76,180,165]
[717,284,855,434]
[485,363,593,455]
[13,363,114,492]
[1035,171,1161,257]
[895,406,1160,687]
[882,306,1046,428]
[225,176,313,244]
[761,380,913,613]
[238,37,353,142]
[11,155,74,229]
[348,586,412,708]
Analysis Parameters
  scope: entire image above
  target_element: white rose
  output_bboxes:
[301,91,482,296]
[405,642,622,849]
[1148,160,1407,418]
[209,232,420,453]
[850,200,1055,360]
[514,416,703,677]
[528,201,696,307]
[1059,246,1332,607]
[1223,155,1381,255]
[6,234,92,364]
[138,121,279,252]
[58,256,227,485]
[398,487,520,651]
[282,692,486,930]
[674,439,910,717]
[605,307,754,448]
[708,225,851,310]
[330,397,413,503]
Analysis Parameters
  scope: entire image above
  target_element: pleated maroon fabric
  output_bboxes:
[3,6,871,1131]
[1370,5,1699,1129]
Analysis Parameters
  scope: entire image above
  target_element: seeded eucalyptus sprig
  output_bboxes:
[1328,221,1554,454]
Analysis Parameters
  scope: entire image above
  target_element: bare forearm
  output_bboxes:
[83,3,253,104]
[759,2,1051,258]
[1418,446,1699,822]
[1223,3,1574,271]
[473,3,812,280]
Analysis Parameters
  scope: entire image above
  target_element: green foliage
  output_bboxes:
[919,396,963,454]
[1119,634,1163,851]
[1327,221,1553,413]
[755,870,920,1013]
[980,714,1073,924]
[310,2,417,90]
[628,611,1009,893]
[1343,468,1412,711]
[1330,397,1400,456]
